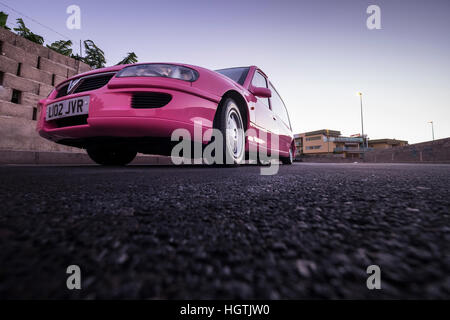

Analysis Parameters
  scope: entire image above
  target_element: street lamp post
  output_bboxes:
[358,92,366,149]
[428,121,434,141]
[327,129,330,153]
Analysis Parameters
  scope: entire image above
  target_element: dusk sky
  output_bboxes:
[3,0,449,143]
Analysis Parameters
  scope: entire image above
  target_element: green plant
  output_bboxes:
[70,53,83,61]
[116,52,138,65]
[0,11,10,30]
[47,40,73,56]
[83,39,106,69]
[13,18,44,45]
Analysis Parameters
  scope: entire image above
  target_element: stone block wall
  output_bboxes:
[0,28,91,153]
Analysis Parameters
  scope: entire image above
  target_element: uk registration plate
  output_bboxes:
[46,96,90,121]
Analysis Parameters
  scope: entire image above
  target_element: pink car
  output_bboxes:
[37,63,295,165]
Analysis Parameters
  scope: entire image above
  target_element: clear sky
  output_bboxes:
[3,0,449,143]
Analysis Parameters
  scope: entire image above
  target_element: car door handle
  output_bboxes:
[273,116,277,121]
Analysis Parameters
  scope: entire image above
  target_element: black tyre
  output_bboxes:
[280,147,294,165]
[87,146,137,166]
[216,98,245,165]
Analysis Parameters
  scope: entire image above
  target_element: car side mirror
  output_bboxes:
[251,87,271,98]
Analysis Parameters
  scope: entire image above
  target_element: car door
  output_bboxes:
[269,82,292,156]
[251,70,277,153]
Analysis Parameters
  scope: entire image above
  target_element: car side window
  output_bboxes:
[251,71,270,107]
[269,82,291,129]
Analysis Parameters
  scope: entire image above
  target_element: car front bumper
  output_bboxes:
[37,85,220,144]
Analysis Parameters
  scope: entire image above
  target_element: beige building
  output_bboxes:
[294,129,408,159]
[294,129,365,159]
[0,28,90,154]
[368,139,408,149]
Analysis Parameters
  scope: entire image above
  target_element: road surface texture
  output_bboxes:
[0,163,449,299]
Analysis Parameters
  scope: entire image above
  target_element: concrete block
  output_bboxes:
[0,86,12,102]
[67,68,78,78]
[22,91,40,107]
[0,149,173,165]
[0,28,18,46]
[3,73,39,94]
[0,150,91,164]
[131,154,174,165]
[0,149,37,164]
[37,150,92,164]
[0,100,33,119]
[2,41,38,66]
[54,74,67,87]
[68,64,91,78]
[77,60,91,74]
[48,48,77,69]
[0,116,34,150]
[1,99,34,118]
[78,61,92,72]
[0,55,18,74]
[38,83,54,98]
[14,34,50,58]
[20,64,53,85]
[0,116,79,152]
[40,57,69,78]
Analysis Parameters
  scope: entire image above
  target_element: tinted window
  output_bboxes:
[251,71,270,107]
[269,82,291,128]
[215,67,249,85]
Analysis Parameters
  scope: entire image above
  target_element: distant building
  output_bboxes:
[368,139,408,149]
[294,129,365,159]
[294,129,408,159]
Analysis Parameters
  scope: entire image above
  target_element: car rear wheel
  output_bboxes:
[280,147,294,165]
[216,98,245,165]
[87,146,137,166]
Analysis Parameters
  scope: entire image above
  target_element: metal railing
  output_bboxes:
[334,147,373,153]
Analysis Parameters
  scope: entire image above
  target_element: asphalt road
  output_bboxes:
[0,163,449,299]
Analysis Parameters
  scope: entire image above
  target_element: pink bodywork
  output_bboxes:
[36,63,294,157]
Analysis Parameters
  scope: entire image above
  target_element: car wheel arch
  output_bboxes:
[214,90,249,132]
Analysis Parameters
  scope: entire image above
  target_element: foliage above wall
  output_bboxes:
[116,52,138,65]
[14,18,44,45]
[1,11,138,69]
[0,11,10,30]
[46,40,73,56]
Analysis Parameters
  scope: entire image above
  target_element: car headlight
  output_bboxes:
[116,64,199,82]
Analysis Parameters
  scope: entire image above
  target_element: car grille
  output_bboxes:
[55,73,115,98]
[72,74,114,94]
[52,115,89,128]
[131,92,172,108]
[55,84,69,98]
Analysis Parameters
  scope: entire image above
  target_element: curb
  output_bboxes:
[0,150,173,165]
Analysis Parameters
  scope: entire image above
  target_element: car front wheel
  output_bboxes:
[87,146,137,166]
[216,98,245,165]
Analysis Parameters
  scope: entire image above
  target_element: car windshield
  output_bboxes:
[215,67,250,85]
